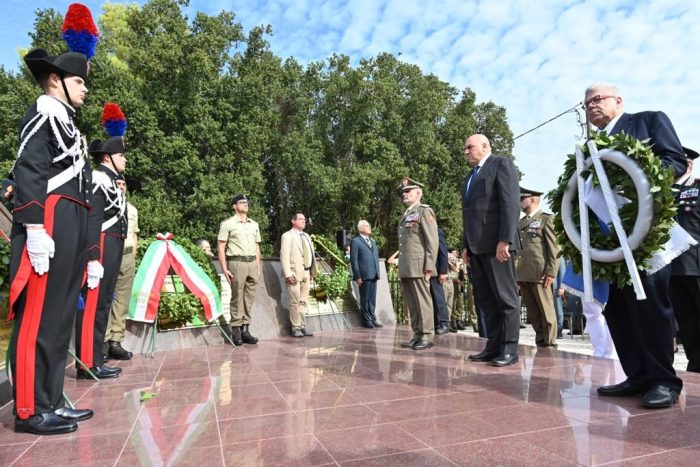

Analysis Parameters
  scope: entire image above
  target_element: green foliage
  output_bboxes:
[0,0,514,259]
[548,132,677,287]
[157,292,203,329]
[310,235,349,301]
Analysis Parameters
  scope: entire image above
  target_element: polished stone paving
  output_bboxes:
[2,326,700,466]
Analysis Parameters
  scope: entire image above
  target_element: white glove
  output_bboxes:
[87,260,104,289]
[26,227,55,275]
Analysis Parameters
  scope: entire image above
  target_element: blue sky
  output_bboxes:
[2,0,699,200]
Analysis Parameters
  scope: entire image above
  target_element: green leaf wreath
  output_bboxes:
[548,132,677,288]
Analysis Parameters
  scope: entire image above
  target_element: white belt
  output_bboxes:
[47,157,85,193]
[102,215,119,232]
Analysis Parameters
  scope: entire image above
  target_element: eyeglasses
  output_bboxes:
[582,95,617,109]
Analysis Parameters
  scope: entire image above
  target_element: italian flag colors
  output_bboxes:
[128,233,222,323]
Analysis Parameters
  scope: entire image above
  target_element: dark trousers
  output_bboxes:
[358,278,378,324]
[76,234,124,368]
[9,197,88,418]
[670,275,700,372]
[430,277,449,327]
[469,249,520,355]
[604,265,682,392]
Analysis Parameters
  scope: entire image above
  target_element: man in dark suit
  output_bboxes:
[431,228,451,334]
[461,134,521,367]
[670,147,700,373]
[585,83,687,408]
[350,220,382,328]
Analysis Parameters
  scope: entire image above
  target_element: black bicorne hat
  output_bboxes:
[24,48,89,82]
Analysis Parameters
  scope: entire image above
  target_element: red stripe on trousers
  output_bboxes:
[80,233,106,368]
[14,194,60,419]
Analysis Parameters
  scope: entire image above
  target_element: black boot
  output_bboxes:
[221,324,235,345]
[449,321,458,333]
[456,320,466,331]
[241,324,259,344]
[231,326,243,346]
[108,340,133,360]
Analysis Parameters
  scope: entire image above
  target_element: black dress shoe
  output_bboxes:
[372,321,383,328]
[55,407,94,422]
[15,413,78,435]
[412,339,434,350]
[301,327,313,336]
[361,322,375,329]
[489,354,518,367]
[468,350,499,362]
[435,325,449,335]
[400,336,421,348]
[77,365,121,379]
[642,385,679,408]
[108,340,133,360]
[597,380,648,397]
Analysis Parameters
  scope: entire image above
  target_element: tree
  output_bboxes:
[0,0,514,257]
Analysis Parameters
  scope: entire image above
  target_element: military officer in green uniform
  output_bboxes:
[217,194,261,346]
[516,187,560,347]
[397,177,439,350]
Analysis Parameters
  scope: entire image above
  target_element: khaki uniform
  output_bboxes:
[452,258,465,322]
[516,210,560,347]
[444,260,457,319]
[280,230,317,329]
[107,201,139,342]
[218,215,261,326]
[398,203,439,340]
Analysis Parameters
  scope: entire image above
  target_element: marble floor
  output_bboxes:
[2,326,700,466]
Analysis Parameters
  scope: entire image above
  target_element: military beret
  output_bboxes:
[230,194,249,205]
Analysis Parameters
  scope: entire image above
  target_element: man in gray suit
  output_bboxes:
[350,220,382,328]
[461,134,521,366]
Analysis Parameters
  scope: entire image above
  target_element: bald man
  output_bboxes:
[461,134,521,367]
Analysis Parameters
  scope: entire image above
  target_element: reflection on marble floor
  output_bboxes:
[2,326,700,466]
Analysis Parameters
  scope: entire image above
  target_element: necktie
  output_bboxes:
[301,234,310,267]
[465,165,480,198]
[366,237,372,248]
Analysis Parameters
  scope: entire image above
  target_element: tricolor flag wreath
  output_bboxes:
[128,233,222,323]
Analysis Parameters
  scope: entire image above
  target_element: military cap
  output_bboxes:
[399,177,425,192]
[520,186,544,198]
[24,49,89,83]
[683,147,699,160]
[230,194,249,205]
[89,136,126,162]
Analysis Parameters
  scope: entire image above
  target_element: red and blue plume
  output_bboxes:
[102,103,127,137]
[62,3,100,59]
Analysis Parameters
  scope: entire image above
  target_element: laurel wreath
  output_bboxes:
[548,132,677,288]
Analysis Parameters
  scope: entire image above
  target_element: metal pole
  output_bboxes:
[68,349,98,382]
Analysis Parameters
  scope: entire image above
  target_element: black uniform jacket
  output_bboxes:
[86,165,127,261]
[672,179,700,276]
[12,98,93,225]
